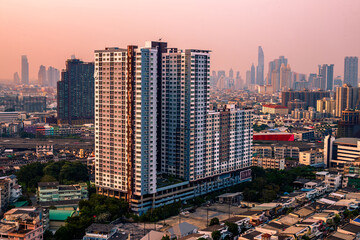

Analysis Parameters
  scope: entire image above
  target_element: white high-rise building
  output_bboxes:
[95,42,253,214]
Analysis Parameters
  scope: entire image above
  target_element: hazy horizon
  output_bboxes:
[1,0,360,81]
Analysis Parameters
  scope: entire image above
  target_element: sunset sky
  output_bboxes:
[0,0,359,81]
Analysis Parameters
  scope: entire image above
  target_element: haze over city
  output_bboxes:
[1,0,360,81]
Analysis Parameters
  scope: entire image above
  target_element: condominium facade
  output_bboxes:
[335,84,360,117]
[94,42,253,213]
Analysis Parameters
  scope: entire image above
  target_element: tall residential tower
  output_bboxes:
[94,42,253,213]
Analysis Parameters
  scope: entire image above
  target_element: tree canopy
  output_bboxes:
[16,160,89,192]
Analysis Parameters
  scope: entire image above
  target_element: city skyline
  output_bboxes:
[1,0,360,81]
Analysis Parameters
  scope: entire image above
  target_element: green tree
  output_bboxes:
[225,222,239,237]
[16,162,44,192]
[41,175,57,182]
[59,162,88,184]
[43,161,66,180]
[212,230,221,240]
[161,236,170,240]
[43,229,54,240]
[334,214,341,226]
[209,217,220,226]
[54,226,71,240]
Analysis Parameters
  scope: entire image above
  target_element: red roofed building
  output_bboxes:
[253,133,294,141]
[262,104,288,115]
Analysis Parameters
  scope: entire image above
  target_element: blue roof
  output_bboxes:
[301,188,314,192]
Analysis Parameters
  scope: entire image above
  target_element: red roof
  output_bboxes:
[254,133,294,141]
[262,104,287,109]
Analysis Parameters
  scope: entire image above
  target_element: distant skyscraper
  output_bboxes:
[317,64,334,91]
[326,64,334,91]
[251,64,255,84]
[38,65,47,86]
[256,46,264,85]
[344,57,358,87]
[246,70,251,85]
[280,64,292,91]
[47,67,60,87]
[21,55,29,85]
[13,72,20,84]
[57,59,94,124]
[229,68,234,79]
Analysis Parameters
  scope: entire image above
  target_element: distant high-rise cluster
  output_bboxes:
[268,56,288,92]
[37,65,60,87]
[210,69,243,90]
[94,41,253,213]
[21,55,29,85]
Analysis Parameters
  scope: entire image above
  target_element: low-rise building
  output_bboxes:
[37,182,88,204]
[325,174,342,189]
[299,149,324,166]
[274,145,299,159]
[83,223,129,240]
[0,175,22,213]
[0,207,44,240]
[252,158,285,170]
[166,222,198,239]
[253,146,273,158]
[294,130,315,141]
[262,104,288,115]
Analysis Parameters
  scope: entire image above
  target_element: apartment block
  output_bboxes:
[94,42,253,213]
[252,158,285,170]
[299,149,324,166]
[274,146,299,160]
[0,207,43,240]
[37,182,88,204]
[253,146,273,158]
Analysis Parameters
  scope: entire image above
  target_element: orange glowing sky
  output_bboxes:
[0,0,360,81]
